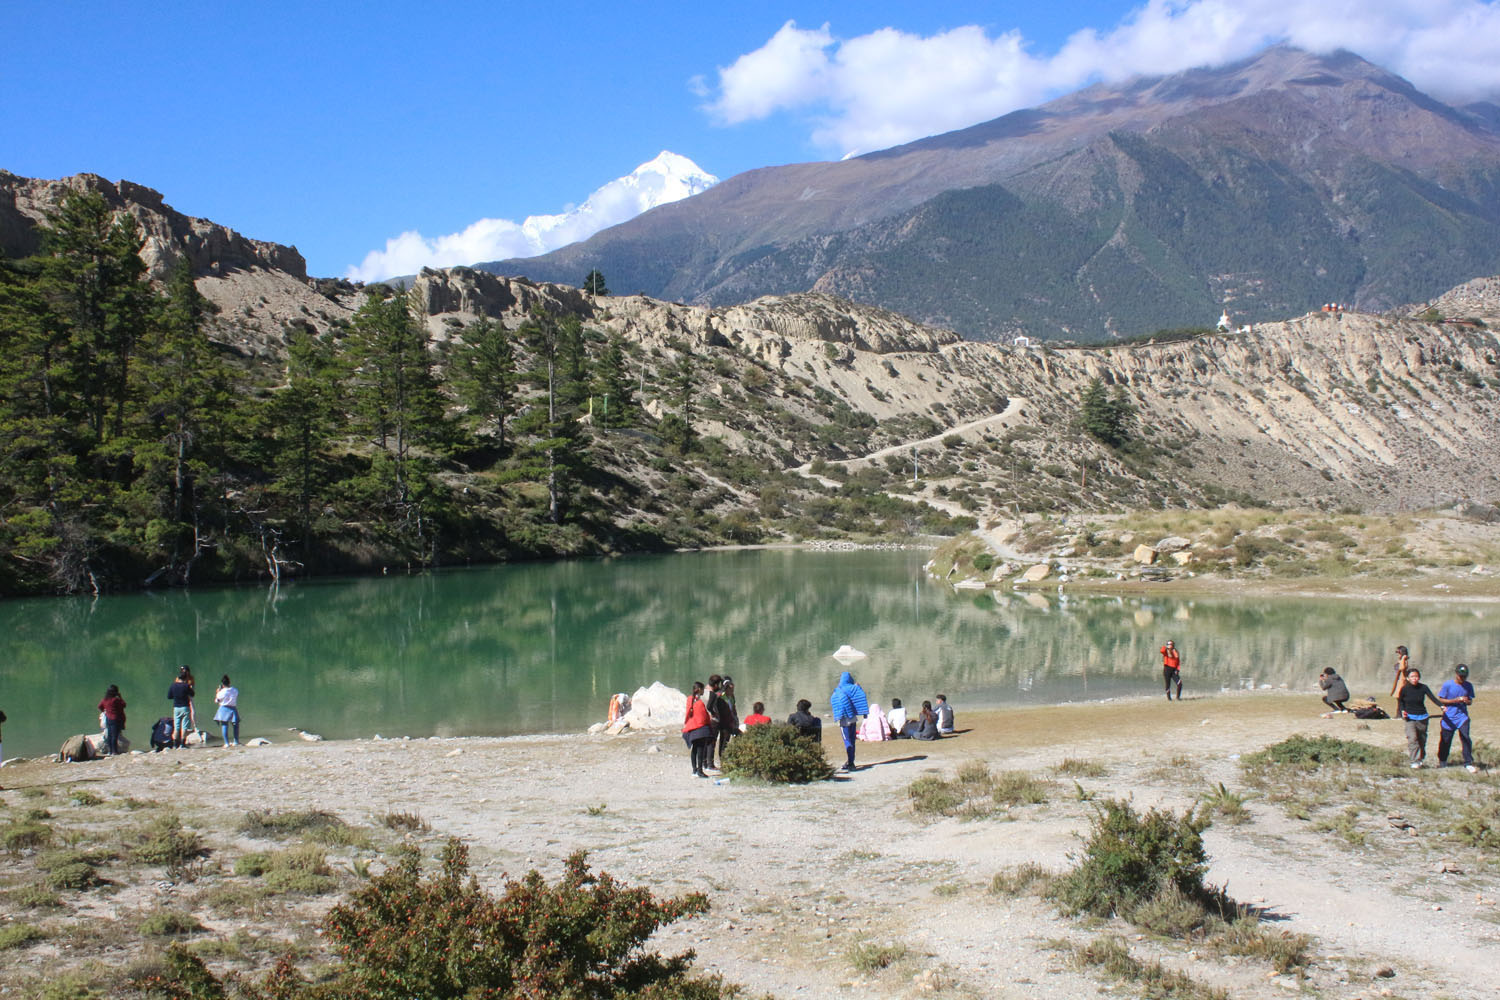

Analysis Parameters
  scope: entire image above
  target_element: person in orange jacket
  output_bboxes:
[1161,640,1183,701]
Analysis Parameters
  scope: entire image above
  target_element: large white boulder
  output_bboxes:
[1021,563,1051,582]
[1132,544,1158,565]
[618,682,688,731]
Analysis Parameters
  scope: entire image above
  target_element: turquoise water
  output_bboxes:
[1,550,1496,758]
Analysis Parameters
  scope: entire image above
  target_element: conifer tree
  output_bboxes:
[453,317,519,452]
[595,332,635,427]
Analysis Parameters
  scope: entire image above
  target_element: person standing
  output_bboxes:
[1319,668,1351,712]
[167,666,195,749]
[98,685,126,756]
[830,671,868,773]
[1389,645,1411,697]
[1437,663,1478,773]
[714,676,741,765]
[703,675,725,771]
[0,708,6,766]
[1395,666,1466,768]
[214,675,240,747]
[1161,641,1183,701]
[682,681,714,778]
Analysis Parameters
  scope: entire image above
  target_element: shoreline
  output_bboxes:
[3,691,1497,998]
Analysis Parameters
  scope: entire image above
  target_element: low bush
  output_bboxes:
[1211,918,1311,973]
[990,863,1053,897]
[907,776,966,817]
[45,861,108,891]
[10,884,64,908]
[68,790,106,807]
[1242,735,1402,771]
[971,552,995,572]
[227,840,744,999]
[260,846,339,895]
[1051,799,1213,918]
[129,814,208,869]
[239,809,345,839]
[1056,758,1108,778]
[380,811,430,833]
[140,910,205,937]
[991,771,1050,806]
[2,820,53,852]
[1449,801,1500,850]
[847,941,908,972]
[721,724,834,784]
[0,923,46,950]
[1069,935,1226,1000]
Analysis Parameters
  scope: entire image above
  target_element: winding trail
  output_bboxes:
[791,396,1029,477]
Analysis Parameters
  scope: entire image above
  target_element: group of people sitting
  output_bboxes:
[680,671,958,777]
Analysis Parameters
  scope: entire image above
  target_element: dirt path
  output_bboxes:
[9,692,1496,999]
[791,397,1030,478]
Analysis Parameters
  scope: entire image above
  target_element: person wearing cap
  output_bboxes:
[1161,641,1183,701]
[1436,664,1478,773]
[1395,666,1469,768]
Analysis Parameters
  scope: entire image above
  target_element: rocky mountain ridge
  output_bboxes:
[4,169,1498,519]
[481,46,1500,341]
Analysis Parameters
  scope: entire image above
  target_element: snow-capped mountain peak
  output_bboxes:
[345,151,718,282]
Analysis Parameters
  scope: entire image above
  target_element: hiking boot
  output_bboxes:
[1410,761,1422,769]
[1467,764,1479,773]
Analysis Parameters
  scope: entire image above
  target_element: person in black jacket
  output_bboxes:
[1319,668,1351,712]
[713,676,741,766]
[788,699,822,742]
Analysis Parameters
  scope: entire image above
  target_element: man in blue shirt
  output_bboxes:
[1437,663,1477,773]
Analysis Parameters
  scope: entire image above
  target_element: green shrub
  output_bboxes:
[10,884,64,908]
[45,861,107,891]
[234,852,271,877]
[239,809,345,838]
[140,910,205,937]
[721,724,834,784]
[0,922,46,950]
[68,789,106,807]
[261,846,339,895]
[2,820,53,852]
[847,941,908,971]
[1242,735,1402,771]
[1211,917,1311,973]
[991,771,1049,805]
[1128,885,1216,937]
[1057,758,1108,778]
[252,840,739,999]
[1052,799,1212,918]
[907,776,966,816]
[1449,801,1500,850]
[971,552,995,572]
[1070,935,1226,1000]
[129,815,208,868]
[990,863,1053,897]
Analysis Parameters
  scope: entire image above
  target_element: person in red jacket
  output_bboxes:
[98,684,127,755]
[742,702,772,727]
[681,681,715,778]
[1161,641,1182,701]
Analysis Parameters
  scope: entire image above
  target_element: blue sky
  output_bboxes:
[5,1,1499,279]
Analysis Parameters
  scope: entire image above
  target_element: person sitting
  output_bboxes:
[743,702,772,727]
[888,698,908,738]
[149,716,174,752]
[858,703,892,741]
[1319,668,1351,712]
[913,700,940,741]
[934,694,956,735]
[788,699,822,742]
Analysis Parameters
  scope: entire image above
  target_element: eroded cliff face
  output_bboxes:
[5,170,1497,512]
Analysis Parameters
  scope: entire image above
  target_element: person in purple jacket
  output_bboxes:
[830,671,868,773]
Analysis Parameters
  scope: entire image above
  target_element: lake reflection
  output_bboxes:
[1,550,1495,757]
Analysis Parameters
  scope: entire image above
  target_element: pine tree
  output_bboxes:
[263,329,346,529]
[582,269,609,296]
[453,317,519,452]
[595,333,635,427]
[346,287,443,503]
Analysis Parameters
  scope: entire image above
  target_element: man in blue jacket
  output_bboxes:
[830,671,868,773]
[1437,663,1477,773]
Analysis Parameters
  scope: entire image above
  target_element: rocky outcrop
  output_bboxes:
[0,171,306,280]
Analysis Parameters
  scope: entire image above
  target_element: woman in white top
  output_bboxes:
[214,676,240,747]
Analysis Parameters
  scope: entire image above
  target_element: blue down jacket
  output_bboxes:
[830,671,868,722]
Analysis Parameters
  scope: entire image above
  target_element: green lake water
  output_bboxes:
[1,549,1496,758]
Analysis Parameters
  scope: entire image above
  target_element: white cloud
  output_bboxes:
[345,151,718,283]
[703,2,1500,156]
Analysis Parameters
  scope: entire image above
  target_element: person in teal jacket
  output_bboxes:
[830,671,868,773]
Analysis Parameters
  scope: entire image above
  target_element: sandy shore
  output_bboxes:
[4,693,1497,999]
